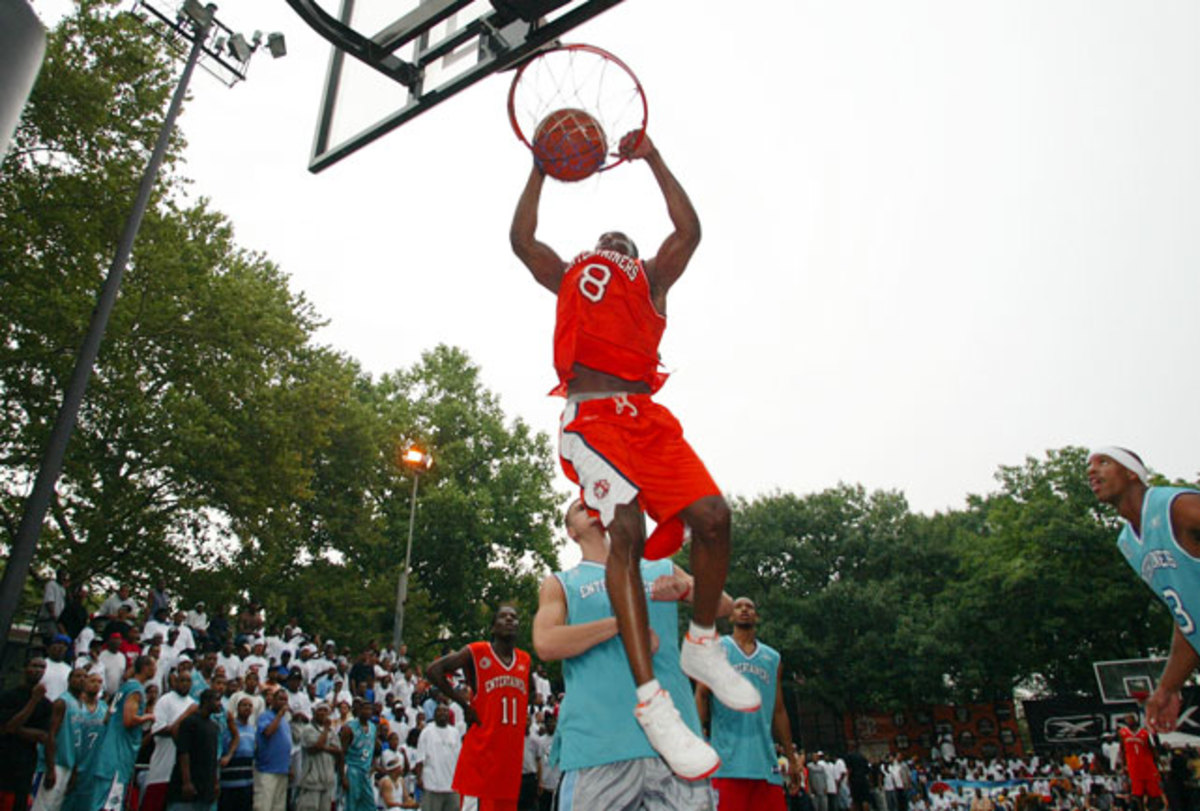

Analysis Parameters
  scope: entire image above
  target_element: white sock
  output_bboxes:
[688,621,715,640]
[636,679,662,704]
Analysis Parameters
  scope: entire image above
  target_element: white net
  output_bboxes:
[508,45,647,174]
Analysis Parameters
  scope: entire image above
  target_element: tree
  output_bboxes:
[938,447,1172,698]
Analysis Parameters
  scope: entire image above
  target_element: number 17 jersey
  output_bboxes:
[452,641,530,801]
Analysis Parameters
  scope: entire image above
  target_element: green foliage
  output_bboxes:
[0,4,561,657]
[721,449,1186,713]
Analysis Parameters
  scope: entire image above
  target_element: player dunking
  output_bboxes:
[427,605,531,811]
[511,131,760,780]
[1086,447,1200,732]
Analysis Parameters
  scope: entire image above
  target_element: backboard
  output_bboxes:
[1094,658,1166,704]
[286,0,628,172]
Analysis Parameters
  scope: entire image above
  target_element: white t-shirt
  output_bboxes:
[147,691,196,784]
[820,761,839,794]
[43,580,67,620]
[40,660,71,702]
[217,653,243,680]
[99,649,127,697]
[288,688,313,720]
[416,724,461,793]
[243,655,270,678]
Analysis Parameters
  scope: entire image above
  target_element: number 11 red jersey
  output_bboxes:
[452,641,530,800]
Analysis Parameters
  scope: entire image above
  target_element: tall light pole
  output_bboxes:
[0,0,285,656]
[393,445,432,651]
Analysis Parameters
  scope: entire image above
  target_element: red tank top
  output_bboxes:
[452,641,530,799]
[1119,727,1158,778]
[552,250,668,395]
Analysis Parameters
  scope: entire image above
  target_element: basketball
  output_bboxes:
[532,108,608,182]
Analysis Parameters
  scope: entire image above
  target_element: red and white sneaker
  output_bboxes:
[680,631,762,712]
[634,688,721,781]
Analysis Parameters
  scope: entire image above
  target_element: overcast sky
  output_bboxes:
[32,1,1200,560]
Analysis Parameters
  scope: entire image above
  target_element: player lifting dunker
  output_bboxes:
[510,130,760,780]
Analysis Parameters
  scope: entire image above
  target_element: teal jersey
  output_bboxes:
[1117,486,1200,655]
[90,680,146,780]
[189,670,209,701]
[74,697,109,777]
[553,559,701,771]
[710,638,783,784]
[345,719,375,772]
[37,693,83,772]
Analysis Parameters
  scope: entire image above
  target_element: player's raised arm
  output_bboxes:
[620,132,701,303]
[510,163,568,294]
[532,574,619,661]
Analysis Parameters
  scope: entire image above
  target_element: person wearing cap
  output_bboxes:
[40,634,73,702]
[376,749,413,811]
[285,668,313,723]
[1087,446,1200,733]
[296,703,340,811]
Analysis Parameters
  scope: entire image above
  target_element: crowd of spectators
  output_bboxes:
[6,575,1200,811]
[788,740,1200,811]
[1,579,563,811]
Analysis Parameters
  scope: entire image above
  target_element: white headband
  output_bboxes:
[1089,446,1150,484]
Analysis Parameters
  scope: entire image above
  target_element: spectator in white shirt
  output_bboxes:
[37,569,69,641]
[98,633,128,697]
[98,585,137,619]
[143,667,197,811]
[217,638,243,681]
[39,634,73,701]
[415,704,461,811]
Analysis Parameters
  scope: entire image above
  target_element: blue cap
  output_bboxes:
[52,633,72,645]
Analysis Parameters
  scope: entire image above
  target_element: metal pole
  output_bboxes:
[393,471,420,650]
[0,14,212,657]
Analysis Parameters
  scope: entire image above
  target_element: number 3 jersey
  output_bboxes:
[553,250,668,395]
[1116,486,1200,655]
[452,641,531,800]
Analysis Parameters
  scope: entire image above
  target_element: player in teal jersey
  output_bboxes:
[339,698,377,811]
[62,671,107,811]
[32,668,86,811]
[532,499,734,809]
[697,597,801,811]
[89,655,157,811]
[1087,446,1200,733]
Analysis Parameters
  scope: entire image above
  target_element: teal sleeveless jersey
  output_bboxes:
[90,680,146,780]
[37,692,82,772]
[1117,486,1200,654]
[345,719,376,772]
[75,697,109,777]
[553,559,701,771]
[710,638,782,784]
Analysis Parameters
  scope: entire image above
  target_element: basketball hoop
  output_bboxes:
[508,44,648,176]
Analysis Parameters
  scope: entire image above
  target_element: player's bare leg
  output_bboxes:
[605,502,654,684]
[681,495,731,627]
[679,494,762,712]
[609,501,720,780]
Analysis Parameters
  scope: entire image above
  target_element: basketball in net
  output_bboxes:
[509,44,647,181]
[532,109,607,182]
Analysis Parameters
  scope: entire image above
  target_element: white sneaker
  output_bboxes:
[634,688,721,781]
[680,631,762,712]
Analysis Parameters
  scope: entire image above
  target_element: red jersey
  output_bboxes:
[1119,726,1159,779]
[452,642,530,800]
[552,250,668,395]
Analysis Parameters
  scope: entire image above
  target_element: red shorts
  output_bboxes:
[711,778,787,811]
[1129,774,1162,798]
[460,798,517,811]
[559,393,720,559]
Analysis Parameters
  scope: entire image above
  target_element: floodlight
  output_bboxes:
[181,0,214,27]
[227,33,252,62]
[266,32,287,58]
